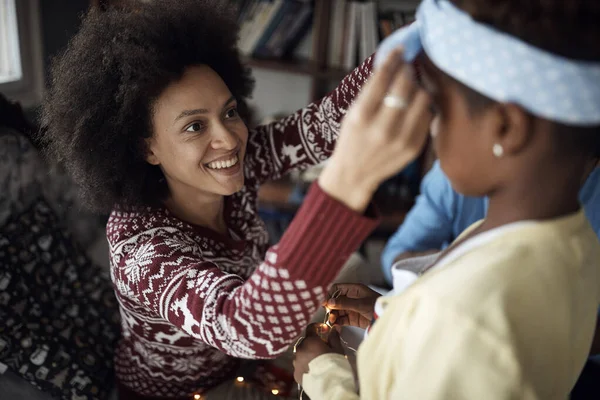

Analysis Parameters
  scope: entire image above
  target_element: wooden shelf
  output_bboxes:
[244,57,350,81]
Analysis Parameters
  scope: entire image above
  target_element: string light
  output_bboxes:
[236,376,245,382]
[193,394,201,400]
[323,307,332,327]
[323,289,341,328]
[271,389,280,395]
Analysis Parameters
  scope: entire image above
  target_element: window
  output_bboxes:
[0,0,43,107]
[0,0,23,84]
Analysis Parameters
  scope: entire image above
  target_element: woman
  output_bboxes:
[293,0,600,399]
[40,1,431,399]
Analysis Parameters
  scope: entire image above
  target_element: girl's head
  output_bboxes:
[411,0,600,198]
[41,0,254,212]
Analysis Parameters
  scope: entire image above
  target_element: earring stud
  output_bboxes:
[493,143,504,158]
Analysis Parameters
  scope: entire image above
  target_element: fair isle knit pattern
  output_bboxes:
[107,57,375,398]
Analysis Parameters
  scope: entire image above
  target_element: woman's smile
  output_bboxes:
[204,150,242,177]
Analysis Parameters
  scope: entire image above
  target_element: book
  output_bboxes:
[279,1,313,58]
[359,2,378,62]
[311,0,331,67]
[240,1,271,55]
[238,1,262,53]
[255,0,313,59]
[327,0,347,68]
[244,0,286,56]
[252,0,291,57]
[343,2,359,71]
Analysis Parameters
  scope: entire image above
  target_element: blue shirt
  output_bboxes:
[381,161,600,284]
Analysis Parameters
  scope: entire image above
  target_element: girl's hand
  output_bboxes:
[293,326,344,385]
[325,283,380,329]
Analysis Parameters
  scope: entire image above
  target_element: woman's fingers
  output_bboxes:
[395,90,433,153]
[334,313,371,329]
[327,295,373,313]
[353,49,404,117]
[328,283,371,298]
[327,327,344,354]
[328,312,337,325]
[377,65,418,129]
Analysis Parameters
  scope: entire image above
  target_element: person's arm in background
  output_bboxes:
[380,161,458,284]
[579,162,600,356]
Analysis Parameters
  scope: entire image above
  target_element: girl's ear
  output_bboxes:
[490,103,533,156]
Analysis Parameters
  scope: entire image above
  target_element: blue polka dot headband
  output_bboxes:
[375,0,600,127]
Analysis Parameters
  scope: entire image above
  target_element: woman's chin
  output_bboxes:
[217,176,245,196]
[205,164,245,196]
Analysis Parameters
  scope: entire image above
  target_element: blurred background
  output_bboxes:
[1,0,435,252]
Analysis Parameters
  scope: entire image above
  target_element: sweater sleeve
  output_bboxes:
[244,56,374,184]
[113,183,379,359]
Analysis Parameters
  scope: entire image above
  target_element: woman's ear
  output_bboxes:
[490,103,533,156]
[145,138,160,166]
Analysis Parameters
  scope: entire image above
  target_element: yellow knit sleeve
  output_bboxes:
[357,292,526,400]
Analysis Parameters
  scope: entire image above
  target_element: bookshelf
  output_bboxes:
[90,1,419,101]
[243,57,349,81]
[235,0,418,101]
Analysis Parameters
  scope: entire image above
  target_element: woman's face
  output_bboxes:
[146,65,248,201]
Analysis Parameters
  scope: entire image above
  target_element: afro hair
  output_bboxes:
[40,0,255,212]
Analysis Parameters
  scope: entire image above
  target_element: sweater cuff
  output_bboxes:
[276,182,380,286]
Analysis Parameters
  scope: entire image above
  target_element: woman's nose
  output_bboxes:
[210,123,238,150]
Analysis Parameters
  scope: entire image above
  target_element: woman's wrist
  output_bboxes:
[318,158,377,214]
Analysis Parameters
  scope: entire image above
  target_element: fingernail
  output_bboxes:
[327,299,336,307]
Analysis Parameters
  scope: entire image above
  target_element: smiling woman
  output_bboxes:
[145,66,250,232]
[38,1,431,399]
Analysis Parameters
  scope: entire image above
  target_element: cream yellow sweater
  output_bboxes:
[303,210,600,399]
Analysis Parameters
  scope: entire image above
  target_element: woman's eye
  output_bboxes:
[225,107,239,119]
[185,122,204,132]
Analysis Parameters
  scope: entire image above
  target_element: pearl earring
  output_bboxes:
[493,143,504,158]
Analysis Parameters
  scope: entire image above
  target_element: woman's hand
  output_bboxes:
[325,284,380,329]
[319,49,432,213]
[293,326,344,385]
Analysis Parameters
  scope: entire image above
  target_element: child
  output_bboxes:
[293,0,600,398]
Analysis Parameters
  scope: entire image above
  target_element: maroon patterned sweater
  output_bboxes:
[107,57,375,398]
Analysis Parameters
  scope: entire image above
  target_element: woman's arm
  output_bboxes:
[244,56,374,184]
[114,183,378,359]
[117,49,431,359]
